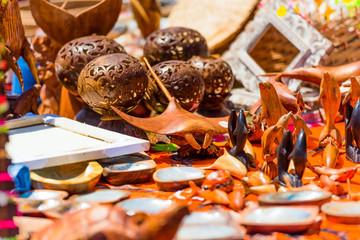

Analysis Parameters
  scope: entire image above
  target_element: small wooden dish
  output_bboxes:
[321,201,360,224]
[14,190,68,202]
[99,153,156,185]
[116,198,173,214]
[70,190,130,204]
[258,191,331,206]
[153,167,205,191]
[31,161,103,194]
[240,206,319,234]
[43,201,94,220]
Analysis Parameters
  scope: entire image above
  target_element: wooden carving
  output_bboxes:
[111,97,228,150]
[7,84,40,119]
[1,0,40,89]
[318,72,341,167]
[343,76,360,107]
[261,112,292,179]
[29,0,122,45]
[228,109,254,169]
[345,100,360,163]
[262,60,360,86]
[259,82,288,127]
[130,0,161,38]
[277,129,306,187]
[250,74,308,115]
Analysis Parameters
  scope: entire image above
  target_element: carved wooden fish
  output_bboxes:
[111,97,228,150]
[318,72,342,147]
[259,82,288,127]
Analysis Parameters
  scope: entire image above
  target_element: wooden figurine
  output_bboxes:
[31,204,189,240]
[250,74,308,115]
[277,129,307,188]
[189,56,234,117]
[144,27,209,65]
[345,100,360,163]
[78,53,149,140]
[228,109,255,169]
[261,112,292,179]
[1,0,40,89]
[29,0,122,45]
[262,60,360,86]
[259,82,288,127]
[343,76,360,108]
[318,72,342,168]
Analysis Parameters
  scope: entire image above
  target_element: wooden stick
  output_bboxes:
[61,1,69,9]
[143,57,172,101]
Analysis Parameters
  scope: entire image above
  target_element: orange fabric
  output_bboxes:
[98,122,360,239]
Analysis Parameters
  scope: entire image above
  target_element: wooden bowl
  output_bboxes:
[43,201,94,220]
[99,153,156,185]
[14,190,68,203]
[31,161,103,194]
[321,201,360,224]
[70,190,130,204]
[153,167,205,191]
[116,198,173,214]
[240,206,319,234]
[258,191,332,207]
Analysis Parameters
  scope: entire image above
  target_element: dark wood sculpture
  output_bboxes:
[29,0,122,45]
[31,204,189,240]
[277,129,307,187]
[345,100,360,163]
[228,109,255,170]
[250,74,309,115]
[318,72,342,168]
[144,27,209,65]
[1,0,40,89]
[144,60,205,113]
[78,53,149,140]
[261,60,360,86]
[189,56,234,117]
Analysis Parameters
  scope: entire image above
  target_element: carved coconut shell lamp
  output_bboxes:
[189,56,234,117]
[78,53,148,139]
[55,35,126,126]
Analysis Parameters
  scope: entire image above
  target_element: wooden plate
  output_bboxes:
[321,201,360,224]
[116,198,173,214]
[99,152,156,185]
[258,191,332,206]
[31,161,103,194]
[240,206,319,234]
[153,167,205,191]
[14,190,68,202]
[71,190,130,204]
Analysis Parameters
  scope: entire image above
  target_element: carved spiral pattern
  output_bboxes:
[144,60,205,112]
[189,57,234,109]
[55,35,126,93]
[78,53,148,116]
[144,27,209,65]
